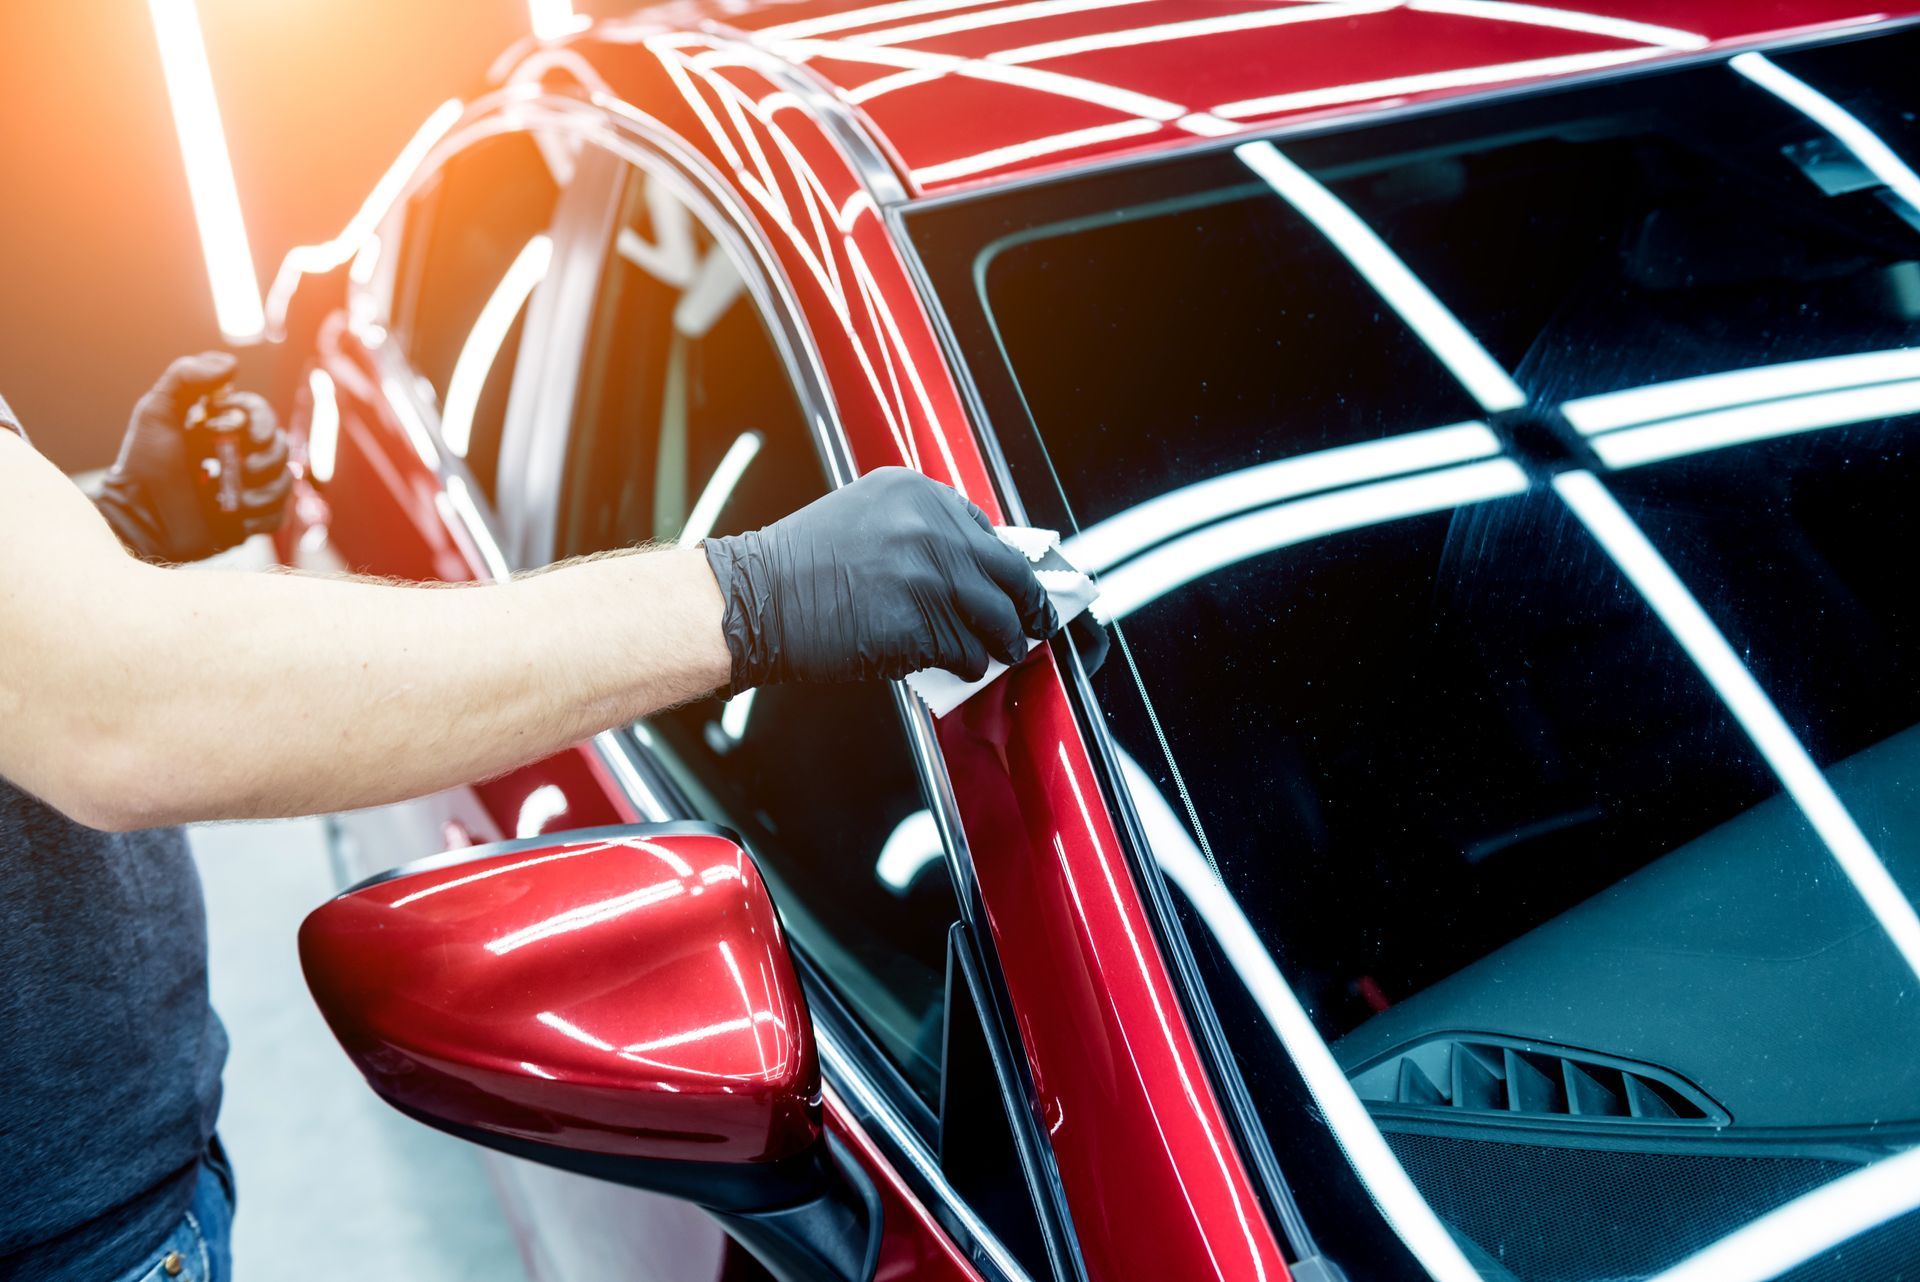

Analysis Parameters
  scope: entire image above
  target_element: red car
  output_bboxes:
[273,2,1920,1279]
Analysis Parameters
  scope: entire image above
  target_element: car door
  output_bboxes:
[509,152,1075,1282]
[283,123,631,882]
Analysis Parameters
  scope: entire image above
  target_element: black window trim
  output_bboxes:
[483,83,1087,1282]
[887,18,1920,1280]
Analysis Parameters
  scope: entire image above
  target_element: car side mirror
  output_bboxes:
[300,822,879,1280]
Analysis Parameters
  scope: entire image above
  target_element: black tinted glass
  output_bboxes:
[912,26,1920,1282]
[392,133,559,501]
[560,172,957,1103]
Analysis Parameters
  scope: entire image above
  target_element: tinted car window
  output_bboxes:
[558,170,957,1103]
[912,28,1920,1282]
[391,132,560,501]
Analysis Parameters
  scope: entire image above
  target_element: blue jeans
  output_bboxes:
[111,1141,235,1282]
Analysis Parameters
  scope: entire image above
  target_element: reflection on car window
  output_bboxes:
[912,26,1920,1282]
[390,132,561,501]
[558,170,956,1103]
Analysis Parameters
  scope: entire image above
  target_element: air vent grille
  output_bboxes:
[1351,1036,1727,1124]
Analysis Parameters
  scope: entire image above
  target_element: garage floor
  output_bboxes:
[190,819,529,1282]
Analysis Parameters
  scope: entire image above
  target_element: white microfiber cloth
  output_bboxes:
[904,526,1099,717]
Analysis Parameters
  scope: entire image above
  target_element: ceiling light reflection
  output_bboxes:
[678,431,764,547]
[1111,747,1483,1282]
[486,879,685,955]
[1215,48,1658,120]
[1647,1145,1920,1282]
[1732,53,1920,219]
[266,99,464,338]
[147,0,264,342]
[1065,422,1501,574]
[1592,378,1920,469]
[1095,459,1529,622]
[989,0,1396,65]
[1564,348,1920,435]
[1553,470,1920,983]
[1406,0,1705,49]
[306,369,339,485]
[1237,142,1526,413]
[875,809,944,894]
[441,235,551,457]
[913,118,1159,184]
[850,0,1152,46]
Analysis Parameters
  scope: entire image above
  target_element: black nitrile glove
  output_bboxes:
[703,467,1062,692]
[95,352,292,563]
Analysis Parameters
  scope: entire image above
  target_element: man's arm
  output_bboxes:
[0,433,1055,832]
[1,427,731,829]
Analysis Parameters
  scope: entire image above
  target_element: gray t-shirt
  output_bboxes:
[0,400,227,1279]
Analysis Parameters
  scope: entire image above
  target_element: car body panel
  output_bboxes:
[693,0,1920,194]
[300,828,820,1166]
[277,4,1920,1279]
[938,658,1292,1282]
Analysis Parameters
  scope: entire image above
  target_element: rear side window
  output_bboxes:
[556,169,958,1104]
[390,132,561,501]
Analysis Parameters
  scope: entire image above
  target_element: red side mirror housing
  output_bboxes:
[299,823,822,1208]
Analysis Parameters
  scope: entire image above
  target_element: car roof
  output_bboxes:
[628,0,1919,196]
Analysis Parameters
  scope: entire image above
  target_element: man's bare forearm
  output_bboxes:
[1,430,728,828]
[103,550,727,825]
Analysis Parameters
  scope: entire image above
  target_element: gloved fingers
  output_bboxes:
[1069,611,1110,678]
[217,391,280,446]
[148,351,238,415]
[240,508,288,537]
[242,430,289,481]
[951,575,1029,668]
[971,528,1060,640]
[237,467,292,514]
[939,627,996,683]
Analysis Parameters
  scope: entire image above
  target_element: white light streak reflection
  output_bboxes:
[1732,53,1920,219]
[1215,48,1659,120]
[1592,379,1920,469]
[1064,423,1500,573]
[442,235,551,457]
[989,0,1396,65]
[875,809,944,893]
[486,880,686,956]
[848,0,1152,46]
[1094,459,1529,622]
[1563,349,1920,435]
[1237,142,1526,413]
[1647,1146,1920,1282]
[514,785,569,839]
[912,118,1159,183]
[306,369,339,485]
[1113,747,1483,1282]
[266,100,463,337]
[1406,0,1706,49]
[678,431,764,547]
[537,1010,616,1052]
[1553,471,1920,983]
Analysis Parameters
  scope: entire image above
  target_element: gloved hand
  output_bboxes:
[703,467,1061,692]
[94,352,292,562]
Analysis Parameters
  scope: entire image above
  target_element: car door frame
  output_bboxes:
[494,95,1089,1282]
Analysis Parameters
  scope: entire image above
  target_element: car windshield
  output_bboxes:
[908,27,1920,1282]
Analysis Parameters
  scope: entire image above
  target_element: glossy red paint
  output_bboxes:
[299,827,820,1166]
[279,5,1920,1278]
[936,655,1292,1282]
[701,0,1920,193]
